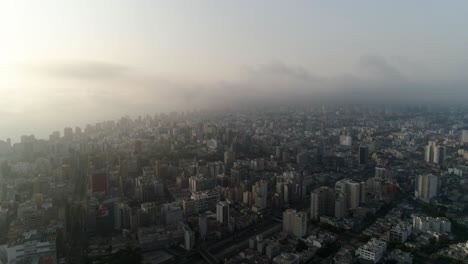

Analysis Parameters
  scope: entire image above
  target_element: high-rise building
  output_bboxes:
[412,216,451,233]
[335,178,365,210]
[181,222,195,250]
[434,146,446,164]
[189,175,216,193]
[461,129,468,144]
[334,193,346,219]
[425,141,446,164]
[64,127,73,141]
[252,180,268,212]
[339,131,352,146]
[161,202,183,226]
[359,145,369,165]
[310,187,335,221]
[183,191,220,215]
[216,201,230,225]
[415,174,438,203]
[224,151,236,169]
[283,209,307,238]
[198,213,208,240]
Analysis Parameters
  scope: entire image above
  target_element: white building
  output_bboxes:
[6,230,57,264]
[339,135,352,146]
[412,216,451,233]
[355,238,387,264]
[388,222,412,243]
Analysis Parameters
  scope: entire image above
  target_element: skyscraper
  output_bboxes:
[415,174,438,203]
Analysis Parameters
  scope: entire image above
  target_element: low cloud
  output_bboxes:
[3,55,468,139]
[30,60,129,80]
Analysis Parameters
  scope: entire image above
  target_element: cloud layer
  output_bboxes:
[1,54,468,139]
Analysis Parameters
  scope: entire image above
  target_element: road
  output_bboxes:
[214,223,283,261]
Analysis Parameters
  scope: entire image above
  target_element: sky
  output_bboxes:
[1,1,468,140]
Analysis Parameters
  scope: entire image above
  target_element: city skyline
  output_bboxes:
[2,1,468,139]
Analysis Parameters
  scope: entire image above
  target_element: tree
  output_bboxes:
[295,239,308,252]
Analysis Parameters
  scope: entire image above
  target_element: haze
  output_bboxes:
[1,0,468,140]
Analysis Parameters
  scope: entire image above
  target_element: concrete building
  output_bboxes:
[412,216,451,233]
[216,201,229,225]
[334,193,346,219]
[283,209,307,238]
[388,222,412,243]
[359,145,369,165]
[189,175,216,193]
[161,202,183,226]
[462,129,468,144]
[183,191,220,215]
[266,241,281,258]
[355,238,387,264]
[425,141,446,164]
[6,230,57,264]
[181,222,195,251]
[198,213,208,240]
[335,178,365,210]
[252,180,268,212]
[310,187,335,221]
[415,174,438,203]
[339,134,352,146]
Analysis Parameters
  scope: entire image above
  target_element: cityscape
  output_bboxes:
[0,105,468,263]
[2,1,468,264]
